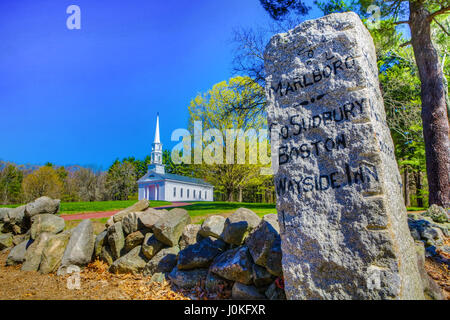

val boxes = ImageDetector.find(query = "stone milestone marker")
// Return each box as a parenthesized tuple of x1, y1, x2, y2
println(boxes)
(264, 12, 424, 299)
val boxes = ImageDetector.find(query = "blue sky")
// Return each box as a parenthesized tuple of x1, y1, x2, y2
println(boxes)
(0, 0, 322, 170)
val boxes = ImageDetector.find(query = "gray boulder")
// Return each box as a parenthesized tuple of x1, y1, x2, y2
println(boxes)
(122, 212, 151, 235)
(252, 264, 274, 287)
(178, 237, 226, 270)
(12, 233, 30, 246)
(109, 246, 148, 275)
(143, 246, 179, 276)
(107, 221, 125, 260)
(30, 214, 65, 240)
(124, 230, 145, 252)
(168, 267, 208, 289)
(4, 205, 26, 234)
(199, 215, 226, 238)
(141, 233, 165, 260)
(265, 237, 283, 277)
(265, 281, 286, 300)
(209, 246, 254, 285)
(414, 242, 444, 300)
(0, 208, 10, 222)
(93, 230, 107, 259)
(179, 224, 202, 250)
(40, 230, 72, 274)
(246, 215, 280, 268)
(6, 239, 31, 266)
(152, 208, 191, 246)
(232, 282, 265, 300)
(60, 219, 95, 268)
(22, 232, 51, 271)
(222, 208, 261, 245)
(205, 271, 233, 294)
(424, 205, 448, 224)
(113, 199, 150, 223)
(149, 272, 169, 283)
(0, 232, 13, 250)
(25, 196, 60, 218)
(100, 245, 114, 266)
(139, 208, 166, 229)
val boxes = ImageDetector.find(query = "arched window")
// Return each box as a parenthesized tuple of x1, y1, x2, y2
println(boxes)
(187, 189, 190, 198)
(173, 187, 176, 197)
(204, 191, 207, 199)
(181, 188, 183, 198)
(193, 190, 196, 198)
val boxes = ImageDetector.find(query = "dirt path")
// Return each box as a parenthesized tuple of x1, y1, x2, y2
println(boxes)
(60, 202, 192, 221)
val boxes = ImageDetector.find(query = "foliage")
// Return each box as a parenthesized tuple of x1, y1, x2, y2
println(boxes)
(105, 160, 136, 201)
(22, 166, 64, 202)
(188, 76, 272, 201)
(0, 163, 23, 204)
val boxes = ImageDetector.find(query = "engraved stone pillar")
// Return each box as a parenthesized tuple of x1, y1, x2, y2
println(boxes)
(264, 12, 424, 299)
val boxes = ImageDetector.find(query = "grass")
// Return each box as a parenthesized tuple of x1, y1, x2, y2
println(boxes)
(0, 200, 171, 215)
(183, 201, 277, 218)
(406, 207, 426, 212)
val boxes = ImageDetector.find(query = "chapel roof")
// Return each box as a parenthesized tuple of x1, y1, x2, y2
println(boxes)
(137, 170, 213, 187)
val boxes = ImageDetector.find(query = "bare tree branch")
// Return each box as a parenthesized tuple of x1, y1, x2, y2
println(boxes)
(432, 17, 450, 36)
(428, 6, 450, 21)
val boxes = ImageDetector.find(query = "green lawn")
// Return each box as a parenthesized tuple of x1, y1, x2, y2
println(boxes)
(0, 200, 171, 215)
(183, 201, 277, 218)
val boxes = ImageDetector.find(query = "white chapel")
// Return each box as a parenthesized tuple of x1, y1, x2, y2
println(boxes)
(138, 114, 214, 202)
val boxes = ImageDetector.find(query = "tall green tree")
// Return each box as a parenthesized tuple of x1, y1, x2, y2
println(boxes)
(312, 0, 450, 206)
(188, 76, 269, 202)
(0, 163, 23, 204)
(106, 159, 136, 200)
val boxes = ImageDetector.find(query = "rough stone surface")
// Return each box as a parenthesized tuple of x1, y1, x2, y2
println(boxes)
(209, 246, 254, 285)
(93, 231, 107, 259)
(265, 237, 283, 277)
(124, 230, 145, 252)
(246, 216, 280, 268)
(199, 215, 226, 238)
(264, 12, 424, 299)
(107, 221, 125, 260)
(205, 271, 233, 294)
(109, 246, 148, 275)
(4, 206, 26, 233)
(143, 246, 179, 276)
(121, 212, 140, 235)
(232, 282, 265, 300)
(30, 214, 65, 240)
(139, 208, 166, 229)
(113, 200, 149, 223)
(265, 281, 287, 300)
(252, 264, 274, 287)
(149, 272, 168, 283)
(6, 239, 31, 266)
(177, 237, 226, 270)
(179, 224, 202, 250)
(60, 219, 94, 268)
(152, 208, 191, 246)
(25, 196, 60, 218)
(168, 267, 208, 289)
(141, 233, 165, 260)
(0, 208, 9, 222)
(22, 233, 51, 271)
(100, 245, 114, 266)
(414, 242, 444, 300)
(222, 208, 261, 245)
(424, 205, 449, 224)
(0, 232, 13, 250)
(40, 231, 71, 274)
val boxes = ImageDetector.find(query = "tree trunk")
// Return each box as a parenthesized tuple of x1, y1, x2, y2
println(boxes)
(238, 187, 243, 202)
(403, 166, 411, 207)
(409, 1, 450, 207)
(415, 170, 424, 208)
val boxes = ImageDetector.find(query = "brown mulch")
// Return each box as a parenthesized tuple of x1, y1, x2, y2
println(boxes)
(0, 251, 192, 300)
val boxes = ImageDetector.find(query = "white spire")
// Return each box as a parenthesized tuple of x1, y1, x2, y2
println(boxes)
(154, 112, 160, 144)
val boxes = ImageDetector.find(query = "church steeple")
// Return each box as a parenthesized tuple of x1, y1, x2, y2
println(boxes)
(151, 113, 163, 166)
